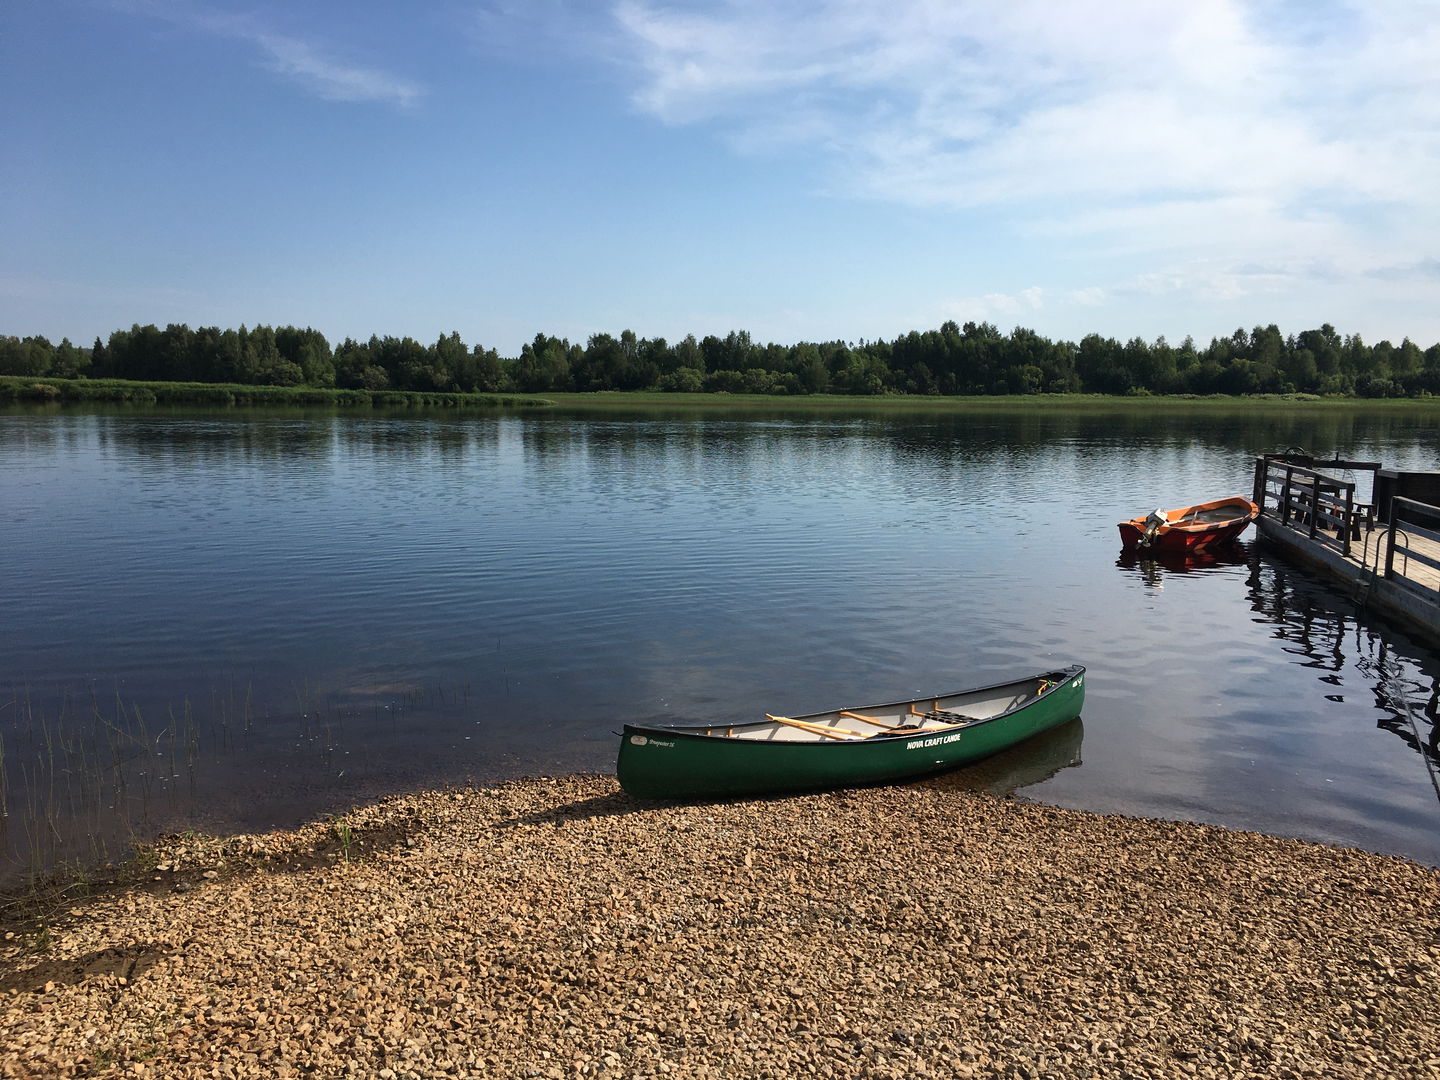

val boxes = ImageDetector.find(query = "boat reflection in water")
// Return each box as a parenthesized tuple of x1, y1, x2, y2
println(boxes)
(919, 717, 1083, 797)
(1115, 541, 1253, 590)
(1247, 558, 1440, 781)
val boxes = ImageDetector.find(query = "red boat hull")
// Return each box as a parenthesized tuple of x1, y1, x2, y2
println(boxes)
(1118, 496, 1258, 551)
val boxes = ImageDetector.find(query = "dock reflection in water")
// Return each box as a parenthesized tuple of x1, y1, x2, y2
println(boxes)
(1248, 556, 1440, 791)
(1076, 536, 1440, 863)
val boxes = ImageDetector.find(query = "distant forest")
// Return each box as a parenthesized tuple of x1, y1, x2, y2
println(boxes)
(3, 320, 1440, 398)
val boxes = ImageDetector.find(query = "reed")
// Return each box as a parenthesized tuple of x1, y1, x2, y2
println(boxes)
(539, 390, 1440, 412)
(333, 821, 355, 863)
(0, 720, 8, 821)
(0, 374, 553, 409)
(0, 675, 477, 897)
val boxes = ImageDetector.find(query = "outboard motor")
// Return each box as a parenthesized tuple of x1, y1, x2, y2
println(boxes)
(1139, 509, 1167, 549)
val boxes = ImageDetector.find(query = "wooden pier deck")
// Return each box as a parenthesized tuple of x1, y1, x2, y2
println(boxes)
(1351, 523, 1440, 594)
(1253, 454, 1440, 642)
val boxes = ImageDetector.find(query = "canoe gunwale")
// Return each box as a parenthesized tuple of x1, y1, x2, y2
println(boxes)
(616, 665, 1087, 799)
(620, 664, 1085, 747)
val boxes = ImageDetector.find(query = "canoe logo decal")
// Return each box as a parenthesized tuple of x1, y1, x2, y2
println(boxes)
(1072, 675, 1083, 688)
(630, 735, 648, 745)
(906, 732, 964, 750)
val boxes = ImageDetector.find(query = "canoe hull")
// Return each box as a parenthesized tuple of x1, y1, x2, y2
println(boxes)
(1118, 496, 1257, 551)
(617, 666, 1085, 800)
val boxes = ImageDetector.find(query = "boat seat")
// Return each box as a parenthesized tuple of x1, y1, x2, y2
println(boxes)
(921, 710, 980, 726)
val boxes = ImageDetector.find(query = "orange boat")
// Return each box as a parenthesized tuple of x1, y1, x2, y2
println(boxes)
(1117, 495, 1259, 551)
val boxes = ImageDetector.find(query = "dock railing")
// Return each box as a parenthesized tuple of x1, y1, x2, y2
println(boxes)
(1253, 456, 1371, 557)
(1385, 497, 1440, 607)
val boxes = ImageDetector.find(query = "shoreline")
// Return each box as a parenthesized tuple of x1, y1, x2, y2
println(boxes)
(8, 375, 1440, 411)
(3, 774, 1438, 1079)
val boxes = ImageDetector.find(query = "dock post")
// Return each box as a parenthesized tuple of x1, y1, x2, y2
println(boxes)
(1342, 487, 1354, 557)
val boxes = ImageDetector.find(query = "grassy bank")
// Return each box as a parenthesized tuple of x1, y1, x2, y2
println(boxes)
(537, 390, 1440, 412)
(0, 375, 552, 409)
(6, 376, 1439, 412)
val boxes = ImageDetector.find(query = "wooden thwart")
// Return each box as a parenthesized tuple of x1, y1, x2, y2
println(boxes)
(764, 714, 864, 740)
(839, 710, 897, 729)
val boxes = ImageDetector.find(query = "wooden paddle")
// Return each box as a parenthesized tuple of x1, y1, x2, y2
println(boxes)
(764, 714, 865, 740)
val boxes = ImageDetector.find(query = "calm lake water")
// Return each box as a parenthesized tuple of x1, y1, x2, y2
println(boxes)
(3, 403, 1439, 883)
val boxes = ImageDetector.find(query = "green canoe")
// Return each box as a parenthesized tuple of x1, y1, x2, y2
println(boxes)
(617, 664, 1086, 799)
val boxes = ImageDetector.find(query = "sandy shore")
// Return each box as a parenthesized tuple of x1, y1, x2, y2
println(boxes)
(2, 774, 1438, 1079)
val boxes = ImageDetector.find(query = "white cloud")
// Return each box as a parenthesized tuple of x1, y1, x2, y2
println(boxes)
(943, 286, 1047, 325)
(119, 2, 423, 108)
(612, 0, 1440, 308)
(244, 30, 423, 108)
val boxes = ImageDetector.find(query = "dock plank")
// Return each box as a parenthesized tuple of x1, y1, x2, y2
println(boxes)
(1348, 524, 1440, 595)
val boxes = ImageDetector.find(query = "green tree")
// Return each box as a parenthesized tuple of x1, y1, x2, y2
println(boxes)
(52, 337, 89, 378)
(792, 343, 829, 394)
(1076, 334, 1129, 394)
(659, 366, 703, 392)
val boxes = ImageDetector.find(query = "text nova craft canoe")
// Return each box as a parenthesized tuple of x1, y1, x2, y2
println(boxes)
(617, 665, 1085, 799)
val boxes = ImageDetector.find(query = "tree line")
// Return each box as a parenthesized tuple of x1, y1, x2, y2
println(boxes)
(3, 320, 1440, 398)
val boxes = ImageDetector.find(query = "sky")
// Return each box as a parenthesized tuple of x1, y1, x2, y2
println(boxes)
(3, 0, 1439, 355)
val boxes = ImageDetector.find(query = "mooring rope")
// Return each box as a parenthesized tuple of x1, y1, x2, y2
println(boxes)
(1376, 655, 1440, 805)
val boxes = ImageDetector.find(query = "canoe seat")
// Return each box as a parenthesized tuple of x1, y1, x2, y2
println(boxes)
(922, 710, 981, 726)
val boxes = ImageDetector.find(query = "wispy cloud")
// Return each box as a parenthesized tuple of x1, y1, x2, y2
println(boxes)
(943, 287, 1047, 327)
(241, 28, 424, 108)
(119, 1, 424, 108)
(612, 0, 1440, 305)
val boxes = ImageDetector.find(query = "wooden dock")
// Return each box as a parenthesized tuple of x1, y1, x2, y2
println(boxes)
(1253, 454, 1440, 643)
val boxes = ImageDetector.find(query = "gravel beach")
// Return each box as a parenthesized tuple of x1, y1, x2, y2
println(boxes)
(2, 774, 1438, 1079)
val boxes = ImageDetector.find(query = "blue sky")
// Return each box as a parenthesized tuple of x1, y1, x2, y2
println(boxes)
(4, 0, 1438, 355)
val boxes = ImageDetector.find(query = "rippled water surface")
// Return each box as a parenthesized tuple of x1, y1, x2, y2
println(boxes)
(3, 404, 1438, 881)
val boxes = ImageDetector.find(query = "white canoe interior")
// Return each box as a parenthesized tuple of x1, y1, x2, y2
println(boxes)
(702, 676, 1059, 743)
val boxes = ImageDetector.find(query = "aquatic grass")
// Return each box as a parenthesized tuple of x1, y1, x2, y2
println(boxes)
(0, 677, 477, 892)
(539, 390, 1440, 412)
(0, 374, 553, 409)
(8, 375, 1440, 412)
(333, 821, 355, 863)
(0, 685, 212, 889)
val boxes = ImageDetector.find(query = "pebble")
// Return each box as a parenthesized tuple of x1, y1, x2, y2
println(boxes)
(1, 774, 1437, 1079)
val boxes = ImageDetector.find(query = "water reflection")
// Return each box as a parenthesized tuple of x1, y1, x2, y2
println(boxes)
(921, 717, 1084, 796)
(4, 404, 1440, 884)
(1112, 539, 1440, 789)
(1247, 557, 1440, 781)
(1115, 543, 1253, 589)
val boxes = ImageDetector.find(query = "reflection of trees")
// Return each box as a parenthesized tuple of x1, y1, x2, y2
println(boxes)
(1246, 557, 1440, 778)
(21, 403, 1440, 482)
(76, 411, 506, 470)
